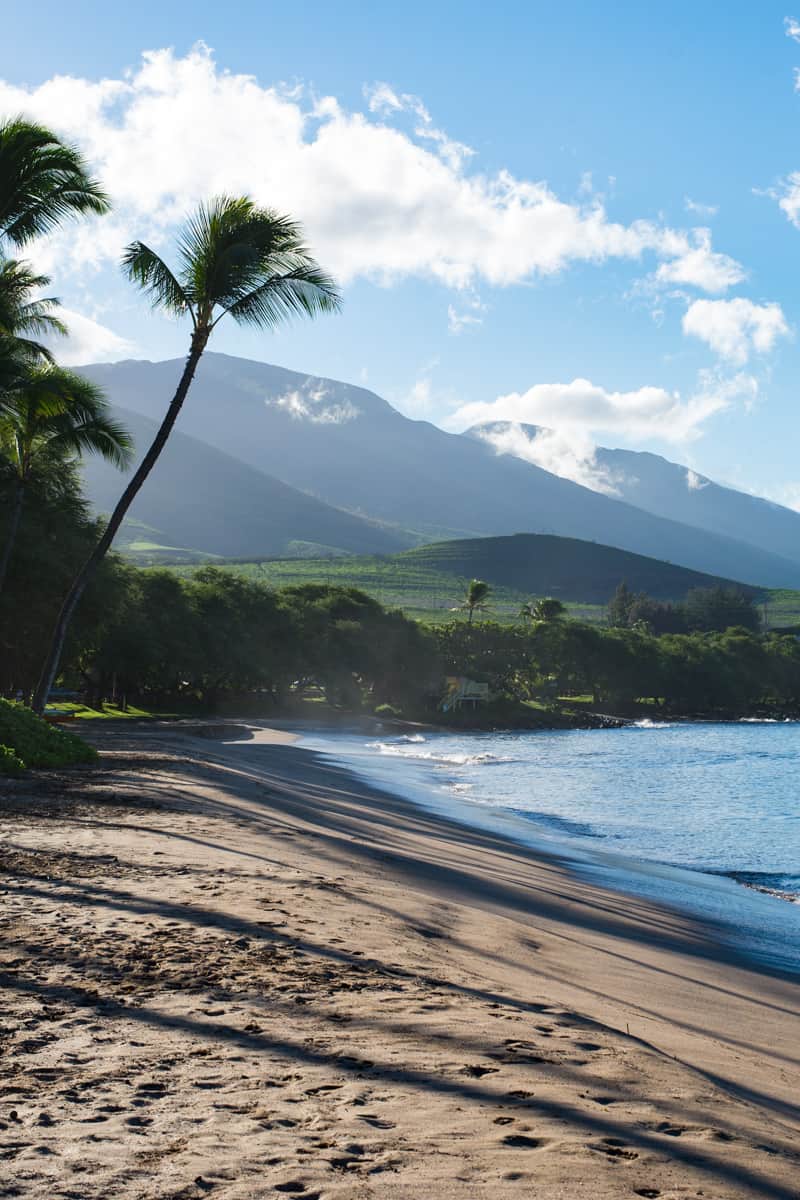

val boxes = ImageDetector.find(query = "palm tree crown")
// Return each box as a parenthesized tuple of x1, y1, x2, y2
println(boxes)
(122, 196, 340, 344)
(0, 117, 109, 248)
(460, 579, 492, 625)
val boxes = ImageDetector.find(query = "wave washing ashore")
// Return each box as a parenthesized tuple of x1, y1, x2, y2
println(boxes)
(301, 720, 800, 976)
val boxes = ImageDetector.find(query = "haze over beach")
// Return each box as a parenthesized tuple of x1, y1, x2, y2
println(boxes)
(2, 3, 800, 1198)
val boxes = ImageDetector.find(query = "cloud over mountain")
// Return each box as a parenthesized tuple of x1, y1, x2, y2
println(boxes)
(449, 375, 737, 444)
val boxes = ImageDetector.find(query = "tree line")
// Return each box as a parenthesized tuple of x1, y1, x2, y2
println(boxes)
(4, 488, 800, 719)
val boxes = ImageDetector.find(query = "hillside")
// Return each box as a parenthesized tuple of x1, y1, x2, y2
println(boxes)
(170, 532, 773, 627)
(398, 533, 759, 604)
(80, 406, 415, 560)
(470, 421, 800, 567)
(78, 354, 800, 588)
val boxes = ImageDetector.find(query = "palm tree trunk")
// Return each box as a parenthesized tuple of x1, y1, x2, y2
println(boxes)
(32, 333, 208, 713)
(0, 478, 25, 595)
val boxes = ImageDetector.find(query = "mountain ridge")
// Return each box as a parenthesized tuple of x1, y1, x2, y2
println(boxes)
(77, 353, 800, 588)
(469, 420, 800, 568)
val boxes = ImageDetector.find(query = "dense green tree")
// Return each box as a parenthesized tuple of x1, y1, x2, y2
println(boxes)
(34, 197, 340, 711)
(684, 586, 760, 634)
(608, 580, 634, 627)
(0, 367, 131, 591)
(0, 457, 116, 697)
(531, 597, 566, 622)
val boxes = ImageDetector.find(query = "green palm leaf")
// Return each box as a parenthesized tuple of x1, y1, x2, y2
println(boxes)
(0, 117, 109, 247)
(120, 242, 191, 318)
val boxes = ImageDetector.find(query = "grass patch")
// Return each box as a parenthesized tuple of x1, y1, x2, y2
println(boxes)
(0, 699, 97, 774)
(47, 702, 182, 721)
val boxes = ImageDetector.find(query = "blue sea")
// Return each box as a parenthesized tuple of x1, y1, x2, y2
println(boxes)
(300, 720, 800, 975)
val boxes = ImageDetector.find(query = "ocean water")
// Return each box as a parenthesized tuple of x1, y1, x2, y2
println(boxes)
(300, 720, 800, 974)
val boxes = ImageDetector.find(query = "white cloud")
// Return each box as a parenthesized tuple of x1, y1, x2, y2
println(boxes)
(765, 481, 800, 511)
(447, 293, 486, 334)
(401, 377, 433, 416)
(474, 423, 625, 495)
(685, 467, 710, 491)
(786, 15, 800, 42)
(50, 308, 136, 364)
(271, 381, 359, 424)
(0, 45, 744, 296)
(682, 297, 789, 364)
(450, 369, 757, 447)
(684, 197, 718, 217)
(776, 170, 800, 226)
(653, 229, 744, 292)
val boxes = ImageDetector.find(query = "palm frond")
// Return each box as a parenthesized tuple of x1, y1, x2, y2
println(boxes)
(0, 259, 63, 368)
(53, 412, 134, 470)
(2, 335, 57, 365)
(223, 263, 341, 328)
(124, 195, 340, 339)
(14, 299, 67, 339)
(0, 117, 109, 247)
(121, 241, 193, 319)
(0, 365, 133, 474)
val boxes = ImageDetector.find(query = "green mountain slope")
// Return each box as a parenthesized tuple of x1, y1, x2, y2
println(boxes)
(398, 533, 759, 604)
(81, 406, 416, 559)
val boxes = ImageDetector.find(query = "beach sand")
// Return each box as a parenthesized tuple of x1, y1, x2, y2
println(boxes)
(1, 721, 799, 1199)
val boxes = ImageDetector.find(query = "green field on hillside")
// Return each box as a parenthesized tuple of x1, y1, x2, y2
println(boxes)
(163, 552, 800, 629)
(165, 554, 611, 625)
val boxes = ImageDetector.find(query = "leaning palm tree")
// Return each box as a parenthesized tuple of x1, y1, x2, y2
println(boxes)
(33, 196, 340, 711)
(0, 117, 109, 249)
(0, 367, 132, 592)
(459, 579, 492, 626)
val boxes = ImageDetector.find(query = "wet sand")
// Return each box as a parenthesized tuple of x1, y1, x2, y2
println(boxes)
(1, 720, 799, 1198)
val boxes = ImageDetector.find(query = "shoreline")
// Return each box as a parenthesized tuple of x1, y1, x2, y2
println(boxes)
(296, 720, 800, 971)
(2, 721, 800, 1197)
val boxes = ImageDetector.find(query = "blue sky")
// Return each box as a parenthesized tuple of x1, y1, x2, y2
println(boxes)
(4, 1, 800, 503)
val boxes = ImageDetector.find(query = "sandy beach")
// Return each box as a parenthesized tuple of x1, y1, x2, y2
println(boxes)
(1, 721, 799, 1199)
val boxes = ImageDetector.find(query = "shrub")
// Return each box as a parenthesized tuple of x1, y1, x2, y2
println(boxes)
(0, 744, 25, 777)
(0, 700, 97, 771)
(374, 703, 402, 718)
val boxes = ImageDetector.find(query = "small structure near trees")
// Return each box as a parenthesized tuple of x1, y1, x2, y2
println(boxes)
(440, 675, 490, 712)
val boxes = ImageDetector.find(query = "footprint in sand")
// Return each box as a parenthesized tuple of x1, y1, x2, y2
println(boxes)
(502, 1134, 550, 1150)
(589, 1137, 638, 1161)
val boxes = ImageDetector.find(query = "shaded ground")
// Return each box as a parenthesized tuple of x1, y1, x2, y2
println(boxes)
(1, 724, 799, 1198)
